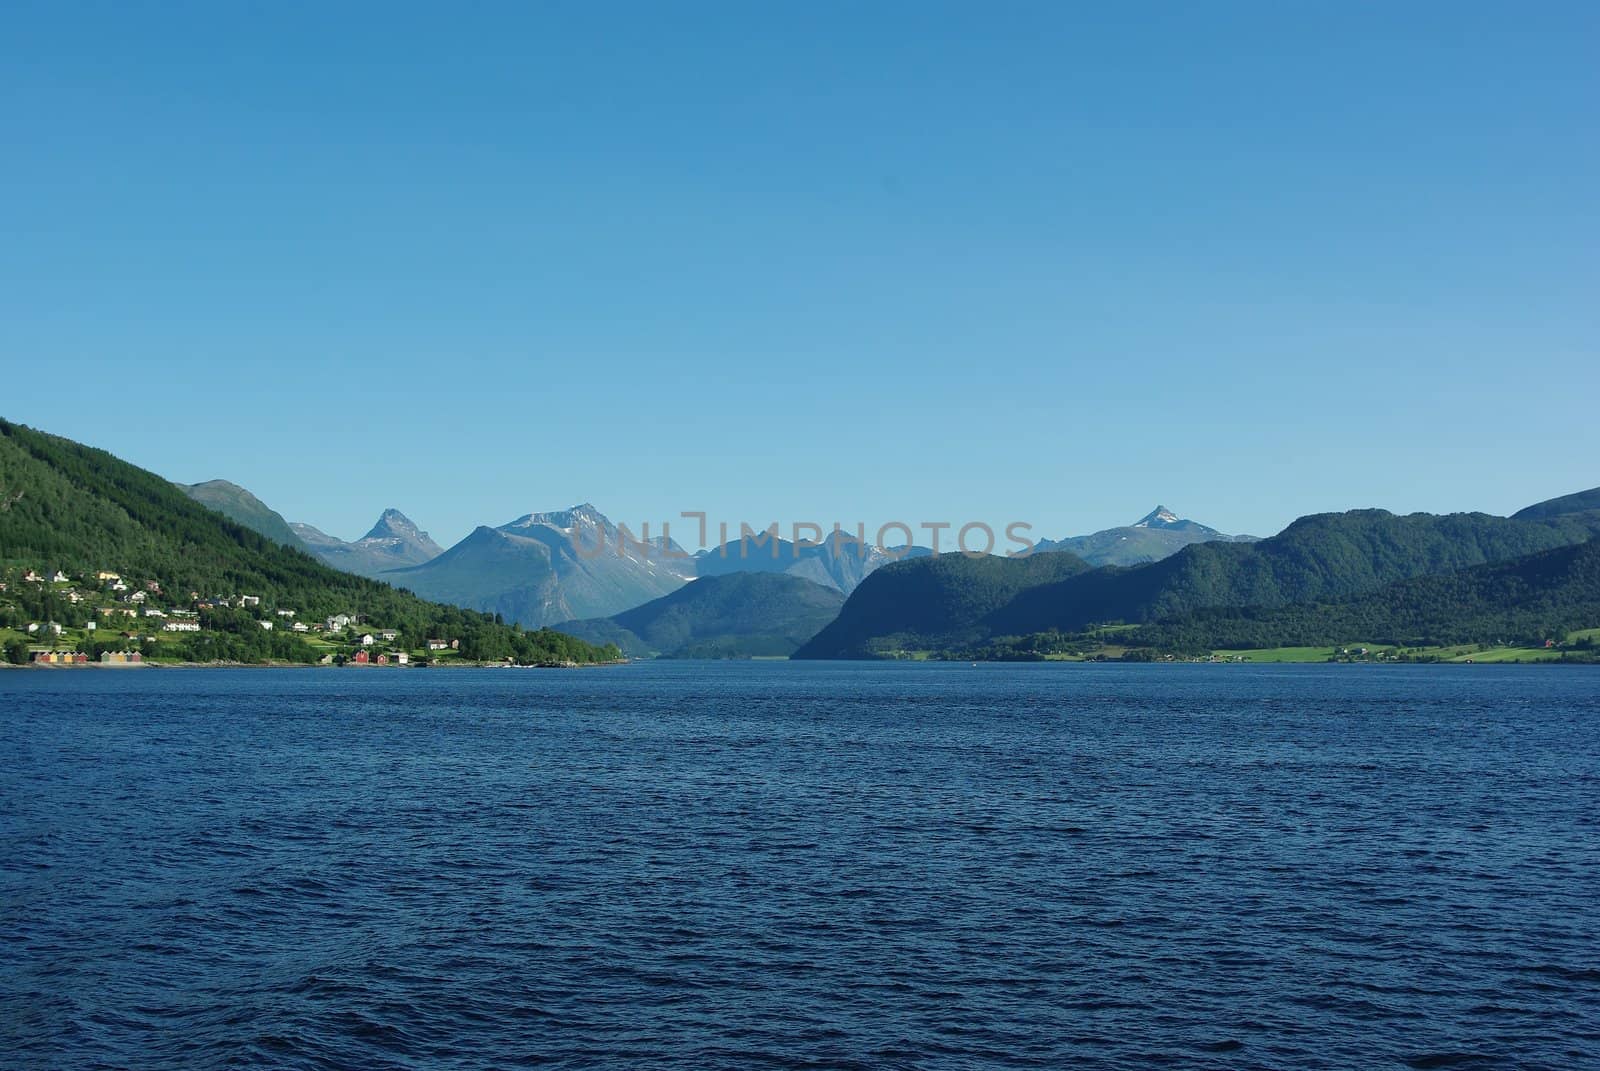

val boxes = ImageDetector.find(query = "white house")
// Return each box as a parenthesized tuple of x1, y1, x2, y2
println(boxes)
(394, 651, 409, 665)
(51, 571, 70, 583)
(276, 609, 296, 617)
(379, 629, 399, 642)
(241, 596, 261, 608)
(144, 608, 167, 618)
(163, 620, 201, 632)
(359, 634, 375, 646)
(129, 590, 148, 603)
(291, 622, 310, 633)
(259, 620, 274, 631)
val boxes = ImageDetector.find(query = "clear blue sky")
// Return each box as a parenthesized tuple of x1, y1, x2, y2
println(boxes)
(4, 2, 1596, 548)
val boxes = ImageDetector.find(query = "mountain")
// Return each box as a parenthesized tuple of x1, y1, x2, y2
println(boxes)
(177, 480, 306, 551)
(385, 504, 694, 627)
(1513, 486, 1600, 521)
(796, 505, 1600, 658)
(558, 573, 846, 658)
(291, 509, 444, 579)
(0, 419, 618, 665)
(794, 551, 1098, 658)
(694, 531, 928, 594)
(1034, 505, 1257, 567)
(1128, 538, 1600, 651)
(1133, 505, 1184, 529)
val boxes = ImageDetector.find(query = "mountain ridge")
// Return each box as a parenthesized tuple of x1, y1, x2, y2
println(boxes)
(557, 572, 846, 659)
(1513, 486, 1600, 521)
(694, 531, 928, 594)
(797, 505, 1600, 658)
(1034, 505, 1256, 567)
(386, 506, 694, 627)
(1125, 538, 1600, 652)
(177, 480, 306, 551)
(290, 508, 443, 579)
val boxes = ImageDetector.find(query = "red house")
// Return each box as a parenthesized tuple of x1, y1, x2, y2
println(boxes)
(352, 650, 370, 664)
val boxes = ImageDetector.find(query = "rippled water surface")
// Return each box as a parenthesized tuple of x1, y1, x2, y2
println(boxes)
(2, 662, 1598, 1069)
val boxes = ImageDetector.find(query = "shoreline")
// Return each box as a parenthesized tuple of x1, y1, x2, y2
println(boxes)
(0, 659, 631, 671)
(3, 657, 1590, 671)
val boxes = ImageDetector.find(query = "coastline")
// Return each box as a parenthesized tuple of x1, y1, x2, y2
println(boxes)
(0, 659, 631, 671)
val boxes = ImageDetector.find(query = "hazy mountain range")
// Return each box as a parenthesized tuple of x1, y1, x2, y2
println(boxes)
(383, 505, 694, 627)
(693, 531, 927, 593)
(291, 510, 444, 579)
(188, 487, 1257, 629)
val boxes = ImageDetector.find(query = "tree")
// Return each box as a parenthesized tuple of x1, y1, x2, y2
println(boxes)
(4, 638, 30, 665)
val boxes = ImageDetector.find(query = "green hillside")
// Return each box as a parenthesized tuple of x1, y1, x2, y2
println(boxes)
(794, 551, 1095, 658)
(177, 479, 307, 550)
(1124, 539, 1600, 652)
(558, 572, 846, 658)
(797, 506, 1600, 659)
(0, 419, 619, 665)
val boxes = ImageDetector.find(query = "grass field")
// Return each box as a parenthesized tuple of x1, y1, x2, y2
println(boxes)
(1440, 645, 1565, 663)
(1212, 645, 1394, 663)
(1209, 642, 1589, 664)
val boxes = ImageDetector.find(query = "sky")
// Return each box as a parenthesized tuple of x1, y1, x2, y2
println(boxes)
(3, 1, 1596, 548)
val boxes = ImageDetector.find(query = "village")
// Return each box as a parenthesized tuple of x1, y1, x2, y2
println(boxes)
(0, 567, 465, 667)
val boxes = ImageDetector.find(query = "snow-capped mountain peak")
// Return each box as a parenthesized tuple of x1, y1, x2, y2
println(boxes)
(1133, 506, 1183, 529)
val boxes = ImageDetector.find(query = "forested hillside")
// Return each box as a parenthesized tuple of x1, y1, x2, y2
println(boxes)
(559, 572, 845, 658)
(1124, 538, 1600, 651)
(798, 507, 1600, 658)
(794, 551, 1095, 658)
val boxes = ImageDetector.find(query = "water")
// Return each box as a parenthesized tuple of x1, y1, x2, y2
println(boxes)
(2, 662, 1597, 1070)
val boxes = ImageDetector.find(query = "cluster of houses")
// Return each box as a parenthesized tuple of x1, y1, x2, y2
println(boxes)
(30, 650, 144, 665)
(351, 650, 408, 665)
(8, 567, 461, 666)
